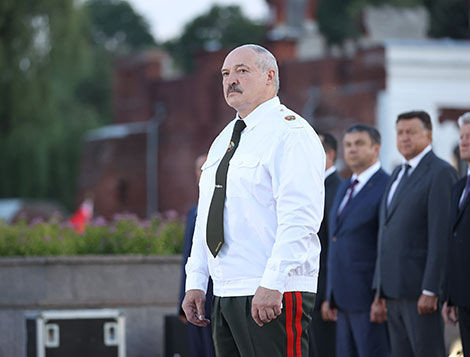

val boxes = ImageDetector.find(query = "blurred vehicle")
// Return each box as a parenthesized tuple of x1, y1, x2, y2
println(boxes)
(0, 199, 68, 223)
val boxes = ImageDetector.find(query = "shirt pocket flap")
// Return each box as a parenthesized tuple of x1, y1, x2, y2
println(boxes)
(230, 154, 260, 168)
(201, 156, 220, 171)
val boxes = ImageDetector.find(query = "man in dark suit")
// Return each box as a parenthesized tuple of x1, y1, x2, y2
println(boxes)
(308, 133, 342, 357)
(179, 153, 215, 357)
(372, 111, 458, 357)
(442, 112, 470, 356)
(324, 124, 390, 357)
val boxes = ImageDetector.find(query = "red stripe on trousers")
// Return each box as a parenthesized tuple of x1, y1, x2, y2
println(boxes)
(285, 292, 294, 357)
(294, 292, 303, 357)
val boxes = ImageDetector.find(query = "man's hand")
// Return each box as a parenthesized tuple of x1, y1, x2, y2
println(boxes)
(417, 294, 438, 315)
(182, 289, 210, 327)
(251, 286, 283, 327)
(370, 297, 387, 323)
(320, 301, 337, 321)
(441, 301, 458, 326)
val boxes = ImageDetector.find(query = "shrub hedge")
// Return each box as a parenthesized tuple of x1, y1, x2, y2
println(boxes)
(0, 213, 185, 256)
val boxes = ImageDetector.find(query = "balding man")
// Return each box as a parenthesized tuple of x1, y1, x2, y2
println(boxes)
(182, 44, 325, 356)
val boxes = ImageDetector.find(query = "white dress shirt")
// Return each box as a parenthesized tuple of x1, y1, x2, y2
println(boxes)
(325, 166, 337, 180)
(459, 168, 470, 206)
(185, 96, 325, 297)
(337, 161, 381, 214)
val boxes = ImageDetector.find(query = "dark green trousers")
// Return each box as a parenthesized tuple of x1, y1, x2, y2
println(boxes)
(212, 292, 316, 357)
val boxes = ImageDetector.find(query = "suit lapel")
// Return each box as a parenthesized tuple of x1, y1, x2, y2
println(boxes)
(335, 170, 382, 231)
(386, 152, 434, 220)
(383, 166, 400, 221)
(332, 180, 350, 235)
(454, 179, 469, 228)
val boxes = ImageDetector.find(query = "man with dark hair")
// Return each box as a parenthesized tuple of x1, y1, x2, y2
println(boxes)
(182, 44, 325, 356)
(442, 112, 470, 356)
(324, 124, 390, 356)
(309, 133, 342, 357)
(372, 110, 458, 357)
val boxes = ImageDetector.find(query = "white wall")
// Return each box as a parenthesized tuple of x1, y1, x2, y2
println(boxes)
(377, 39, 470, 172)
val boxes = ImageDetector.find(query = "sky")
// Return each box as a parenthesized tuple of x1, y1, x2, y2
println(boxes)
(126, 0, 270, 42)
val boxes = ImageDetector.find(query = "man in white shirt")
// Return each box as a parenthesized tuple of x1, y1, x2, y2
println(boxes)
(372, 111, 458, 357)
(182, 44, 325, 356)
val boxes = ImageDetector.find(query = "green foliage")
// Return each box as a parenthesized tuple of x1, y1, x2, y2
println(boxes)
(0, 0, 100, 209)
(317, 0, 469, 47)
(425, 0, 470, 39)
(0, 0, 157, 211)
(0, 214, 185, 256)
(318, 0, 361, 46)
(164, 5, 265, 72)
(85, 0, 156, 53)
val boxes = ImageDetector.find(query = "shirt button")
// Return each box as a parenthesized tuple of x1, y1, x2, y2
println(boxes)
(332, 236, 337, 242)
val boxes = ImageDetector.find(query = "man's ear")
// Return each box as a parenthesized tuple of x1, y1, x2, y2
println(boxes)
(266, 69, 276, 86)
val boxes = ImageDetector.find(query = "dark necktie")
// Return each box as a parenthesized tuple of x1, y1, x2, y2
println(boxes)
(388, 163, 411, 208)
(338, 179, 359, 217)
(206, 120, 246, 257)
(459, 175, 470, 211)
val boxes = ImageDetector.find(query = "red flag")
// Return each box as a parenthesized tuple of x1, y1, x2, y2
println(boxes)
(69, 198, 93, 233)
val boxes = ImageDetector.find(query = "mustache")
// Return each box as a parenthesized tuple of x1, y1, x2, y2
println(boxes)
(226, 84, 243, 97)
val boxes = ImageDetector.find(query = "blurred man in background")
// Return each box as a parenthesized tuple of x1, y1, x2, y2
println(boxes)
(309, 133, 341, 357)
(373, 111, 458, 357)
(179, 153, 215, 357)
(325, 124, 390, 357)
(442, 112, 470, 357)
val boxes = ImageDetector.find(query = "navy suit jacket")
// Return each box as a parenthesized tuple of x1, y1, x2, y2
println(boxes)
(315, 171, 342, 310)
(179, 205, 213, 317)
(444, 176, 470, 307)
(326, 168, 389, 312)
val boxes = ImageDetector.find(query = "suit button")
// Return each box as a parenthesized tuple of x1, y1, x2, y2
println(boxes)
(332, 236, 337, 242)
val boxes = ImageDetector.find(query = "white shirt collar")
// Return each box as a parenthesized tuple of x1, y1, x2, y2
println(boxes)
(325, 166, 337, 179)
(402, 145, 432, 169)
(351, 161, 381, 185)
(236, 96, 280, 132)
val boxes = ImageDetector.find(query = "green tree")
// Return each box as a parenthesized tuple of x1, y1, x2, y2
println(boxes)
(424, 0, 470, 39)
(0, 0, 99, 208)
(85, 0, 156, 54)
(165, 5, 266, 72)
(317, 0, 468, 48)
(0, 0, 157, 210)
(80, 0, 158, 124)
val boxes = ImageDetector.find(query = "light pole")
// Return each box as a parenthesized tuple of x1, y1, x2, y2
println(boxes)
(146, 102, 166, 219)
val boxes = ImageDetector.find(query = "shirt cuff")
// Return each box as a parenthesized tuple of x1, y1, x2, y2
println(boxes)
(185, 272, 209, 294)
(422, 290, 436, 296)
(260, 267, 285, 294)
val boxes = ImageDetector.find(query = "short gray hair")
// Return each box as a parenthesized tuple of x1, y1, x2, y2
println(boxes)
(240, 44, 280, 94)
(458, 112, 470, 128)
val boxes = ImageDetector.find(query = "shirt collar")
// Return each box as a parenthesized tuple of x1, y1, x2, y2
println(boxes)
(325, 166, 337, 179)
(402, 145, 432, 169)
(236, 96, 280, 131)
(351, 161, 381, 184)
